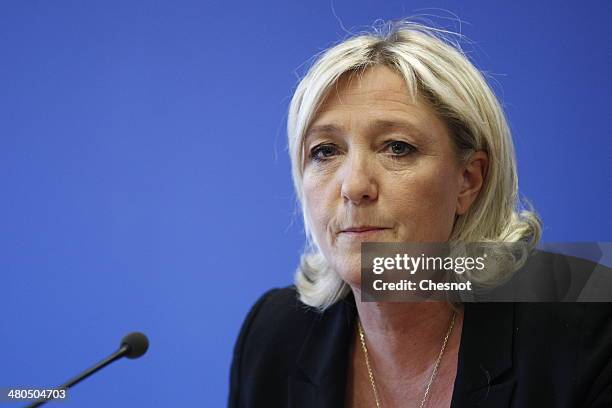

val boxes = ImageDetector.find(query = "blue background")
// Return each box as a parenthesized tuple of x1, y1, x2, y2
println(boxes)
(1, 1, 611, 406)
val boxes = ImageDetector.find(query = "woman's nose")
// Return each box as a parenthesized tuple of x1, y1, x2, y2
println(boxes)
(340, 153, 378, 205)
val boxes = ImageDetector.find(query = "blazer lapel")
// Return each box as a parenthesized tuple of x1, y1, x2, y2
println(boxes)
(288, 295, 356, 407)
(450, 302, 516, 408)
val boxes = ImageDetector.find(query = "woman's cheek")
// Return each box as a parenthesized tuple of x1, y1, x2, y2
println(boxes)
(303, 190, 327, 238)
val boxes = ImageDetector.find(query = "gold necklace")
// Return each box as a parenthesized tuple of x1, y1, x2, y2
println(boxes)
(357, 311, 456, 408)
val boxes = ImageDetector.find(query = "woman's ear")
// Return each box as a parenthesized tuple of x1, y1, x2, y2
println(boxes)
(456, 150, 488, 215)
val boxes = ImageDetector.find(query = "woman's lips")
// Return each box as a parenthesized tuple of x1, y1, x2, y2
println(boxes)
(338, 228, 389, 238)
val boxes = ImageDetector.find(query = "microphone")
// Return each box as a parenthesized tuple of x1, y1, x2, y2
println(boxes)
(25, 332, 149, 407)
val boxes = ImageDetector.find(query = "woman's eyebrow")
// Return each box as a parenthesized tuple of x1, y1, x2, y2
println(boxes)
(304, 124, 342, 145)
(304, 119, 428, 145)
(367, 119, 429, 140)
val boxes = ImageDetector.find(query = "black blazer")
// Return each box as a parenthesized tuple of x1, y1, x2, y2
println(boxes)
(229, 269, 612, 407)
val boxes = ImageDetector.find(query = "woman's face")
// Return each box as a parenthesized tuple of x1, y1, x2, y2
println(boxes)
(302, 65, 480, 287)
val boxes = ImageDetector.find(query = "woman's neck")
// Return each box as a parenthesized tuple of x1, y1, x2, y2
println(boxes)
(350, 287, 464, 377)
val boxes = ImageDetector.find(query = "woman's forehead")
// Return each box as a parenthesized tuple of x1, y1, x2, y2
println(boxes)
(319, 66, 415, 108)
(306, 95, 443, 146)
(334, 65, 407, 92)
(309, 66, 438, 128)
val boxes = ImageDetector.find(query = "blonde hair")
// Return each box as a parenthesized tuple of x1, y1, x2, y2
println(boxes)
(286, 19, 541, 310)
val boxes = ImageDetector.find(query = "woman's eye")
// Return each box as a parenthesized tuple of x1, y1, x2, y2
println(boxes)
(310, 144, 338, 161)
(309, 141, 416, 163)
(386, 141, 416, 157)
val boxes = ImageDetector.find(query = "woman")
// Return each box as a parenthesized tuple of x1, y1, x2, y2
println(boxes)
(229, 20, 612, 407)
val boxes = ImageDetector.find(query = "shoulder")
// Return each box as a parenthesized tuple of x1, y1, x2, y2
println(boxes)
(237, 285, 321, 341)
(510, 302, 612, 362)
(228, 285, 323, 406)
(512, 302, 612, 406)
(513, 302, 612, 327)
(510, 248, 612, 332)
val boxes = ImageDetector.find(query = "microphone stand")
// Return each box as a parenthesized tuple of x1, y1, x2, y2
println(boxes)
(25, 345, 129, 407)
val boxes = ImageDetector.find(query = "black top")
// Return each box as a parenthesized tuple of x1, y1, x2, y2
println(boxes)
(229, 279, 612, 407)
